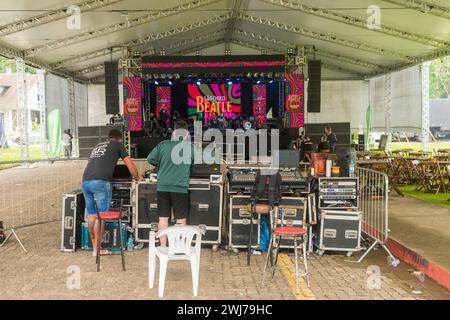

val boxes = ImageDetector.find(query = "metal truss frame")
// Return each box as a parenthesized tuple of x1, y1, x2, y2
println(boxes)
(0, 0, 125, 36)
(384, 73, 392, 133)
(16, 58, 29, 161)
(68, 77, 77, 157)
(225, 0, 249, 41)
(234, 28, 382, 71)
(75, 29, 225, 76)
(237, 13, 415, 62)
(381, 0, 450, 20)
(262, 0, 449, 49)
(50, 13, 231, 70)
(37, 69, 48, 158)
(230, 37, 365, 78)
(24, 0, 220, 56)
(421, 62, 431, 151)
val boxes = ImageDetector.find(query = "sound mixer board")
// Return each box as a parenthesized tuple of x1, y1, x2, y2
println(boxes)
(228, 167, 309, 194)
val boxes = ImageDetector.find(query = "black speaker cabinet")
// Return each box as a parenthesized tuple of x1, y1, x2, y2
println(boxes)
(78, 125, 123, 158)
(104, 61, 119, 115)
(308, 60, 321, 113)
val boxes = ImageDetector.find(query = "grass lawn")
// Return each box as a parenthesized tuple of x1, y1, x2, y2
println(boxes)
(399, 186, 450, 209)
(389, 141, 450, 152)
(0, 146, 46, 169)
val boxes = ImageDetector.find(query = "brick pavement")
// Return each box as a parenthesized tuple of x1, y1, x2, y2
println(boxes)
(0, 222, 449, 300)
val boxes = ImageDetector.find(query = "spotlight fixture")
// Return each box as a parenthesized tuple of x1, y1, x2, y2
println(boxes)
(269, 80, 274, 84)
(168, 80, 173, 85)
(228, 80, 232, 85)
(287, 48, 294, 55)
(261, 49, 268, 55)
(154, 80, 159, 85)
(159, 49, 166, 56)
(225, 49, 231, 56)
(196, 79, 201, 85)
(257, 80, 261, 84)
(196, 49, 201, 56)
(133, 51, 140, 58)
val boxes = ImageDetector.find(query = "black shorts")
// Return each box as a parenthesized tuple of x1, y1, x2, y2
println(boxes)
(157, 191, 189, 220)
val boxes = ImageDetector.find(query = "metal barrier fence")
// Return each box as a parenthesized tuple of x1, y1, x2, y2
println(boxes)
(0, 160, 88, 230)
(356, 167, 398, 264)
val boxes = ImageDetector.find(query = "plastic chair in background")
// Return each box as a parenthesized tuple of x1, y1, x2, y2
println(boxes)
(148, 225, 204, 298)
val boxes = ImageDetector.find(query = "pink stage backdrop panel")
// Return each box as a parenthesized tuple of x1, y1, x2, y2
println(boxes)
(124, 115, 142, 131)
(123, 77, 142, 116)
(252, 84, 267, 127)
(284, 72, 304, 128)
(156, 86, 172, 118)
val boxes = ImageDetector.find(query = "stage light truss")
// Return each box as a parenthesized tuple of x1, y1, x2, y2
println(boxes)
(16, 58, 29, 161)
(50, 13, 232, 70)
(75, 30, 225, 76)
(382, 0, 450, 20)
(230, 38, 364, 77)
(24, 0, 220, 56)
(233, 29, 381, 71)
(262, 0, 449, 49)
(87, 37, 225, 83)
(237, 13, 416, 62)
(0, 0, 125, 37)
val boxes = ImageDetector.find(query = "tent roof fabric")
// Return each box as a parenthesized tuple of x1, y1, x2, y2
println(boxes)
(0, 0, 449, 83)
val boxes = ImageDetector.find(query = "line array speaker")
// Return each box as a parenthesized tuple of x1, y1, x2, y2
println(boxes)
(307, 60, 321, 113)
(104, 61, 119, 115)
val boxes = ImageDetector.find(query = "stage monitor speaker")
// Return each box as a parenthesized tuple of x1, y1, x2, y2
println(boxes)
(104, 61, 119, 115)
(308, 60, 321, 113)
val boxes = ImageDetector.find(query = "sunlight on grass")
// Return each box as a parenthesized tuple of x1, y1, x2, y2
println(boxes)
(399, 186, 450, 209)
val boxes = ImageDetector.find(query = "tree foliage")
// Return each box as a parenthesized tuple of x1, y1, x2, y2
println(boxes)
(0, 56, 36, 74)
(430, 56, 450, 99)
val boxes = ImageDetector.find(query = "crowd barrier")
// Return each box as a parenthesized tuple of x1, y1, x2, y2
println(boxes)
(356, 167, 398, 264)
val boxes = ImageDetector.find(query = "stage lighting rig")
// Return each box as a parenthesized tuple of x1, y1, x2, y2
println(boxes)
(196, 50, 201, 56)
(225, 49, 231, 56)
(159, 49, 166, 56)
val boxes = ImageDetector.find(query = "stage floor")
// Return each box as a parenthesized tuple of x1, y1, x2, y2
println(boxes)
(1, 221, 448, 300)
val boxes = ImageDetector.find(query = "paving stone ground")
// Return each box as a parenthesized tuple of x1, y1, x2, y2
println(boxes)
(1, 222, 449, 300)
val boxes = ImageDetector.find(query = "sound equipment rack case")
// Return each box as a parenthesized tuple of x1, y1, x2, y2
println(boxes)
(133, 174, 224, 248)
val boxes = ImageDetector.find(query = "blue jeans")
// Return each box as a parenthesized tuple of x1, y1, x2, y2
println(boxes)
(82, 180, 112, 215)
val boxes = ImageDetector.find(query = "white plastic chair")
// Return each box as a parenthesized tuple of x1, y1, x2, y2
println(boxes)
(148, 225, 203, 298)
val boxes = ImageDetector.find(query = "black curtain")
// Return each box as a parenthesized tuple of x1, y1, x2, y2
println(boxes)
(267, 81, 280, 118)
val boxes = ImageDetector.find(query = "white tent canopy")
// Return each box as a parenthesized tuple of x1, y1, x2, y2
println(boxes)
(0, 0, 449, 82)
(1, 0, 445, 135)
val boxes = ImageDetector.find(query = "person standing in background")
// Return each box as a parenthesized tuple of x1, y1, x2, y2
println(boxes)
(62, 129, 73, 158)
(324, 125, 338, 153)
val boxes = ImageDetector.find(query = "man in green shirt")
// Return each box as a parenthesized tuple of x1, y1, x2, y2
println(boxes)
(147, 120, 194, 246)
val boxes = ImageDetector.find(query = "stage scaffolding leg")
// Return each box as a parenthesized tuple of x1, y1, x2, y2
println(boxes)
(68, 77, 78, 157)
(384, 73, 392, 135)
(0, 228, 27, 252)
(16, 58, 29, 161)
(421, 62, 431, 152)
(37, 69, 48, 158)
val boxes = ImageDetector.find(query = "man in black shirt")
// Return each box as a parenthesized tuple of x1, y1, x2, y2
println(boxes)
(82, 129, 141, 256)
(324, 125, 338, 153)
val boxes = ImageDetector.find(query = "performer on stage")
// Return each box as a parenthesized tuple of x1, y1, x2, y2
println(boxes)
(147, 120, 194, 246)
(81, 129, 141, 256)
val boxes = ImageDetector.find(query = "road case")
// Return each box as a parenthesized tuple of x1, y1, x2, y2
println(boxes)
(313, 210, 362, 256)
(60, 190, 85, 252)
